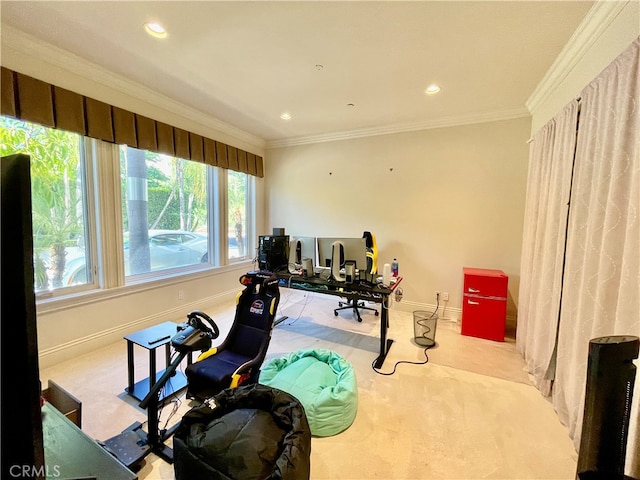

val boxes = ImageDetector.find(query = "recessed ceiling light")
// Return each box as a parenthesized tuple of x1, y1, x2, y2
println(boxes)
(425, 85, 441, 95)
(280, 113, 292, 120)
(144, 22, 167, 39)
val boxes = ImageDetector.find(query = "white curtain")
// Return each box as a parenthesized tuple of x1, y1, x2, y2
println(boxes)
(517, 101, 579, 396)
(518, 36, 640, 476)
(552, 37, 640, 474)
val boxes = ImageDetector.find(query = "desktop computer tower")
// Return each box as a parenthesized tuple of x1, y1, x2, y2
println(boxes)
(258, 235, 289, 273)
(576, 335, 639, 479)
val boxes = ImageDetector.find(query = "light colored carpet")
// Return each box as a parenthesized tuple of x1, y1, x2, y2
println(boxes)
(39, 289, 579, 479)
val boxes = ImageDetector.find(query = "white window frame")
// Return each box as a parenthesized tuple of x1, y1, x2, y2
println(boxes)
(27, 134, 98, 299)
(31, 135, 257, 307)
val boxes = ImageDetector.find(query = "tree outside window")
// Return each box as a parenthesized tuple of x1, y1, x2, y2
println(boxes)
(0, 117, 88, 292)
(228, 170, 247, 258)
(1, 116, 254, 294)
(120, 146, 209, 276)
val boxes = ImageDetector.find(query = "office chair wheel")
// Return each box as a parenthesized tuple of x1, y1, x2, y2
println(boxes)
(357, 316, 363, 323)
(334, 310, 339, 316)
(375, 311, 379, 316)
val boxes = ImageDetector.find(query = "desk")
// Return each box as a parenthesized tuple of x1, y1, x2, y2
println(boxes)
(124, 321, 191, 401)
(275, 273, 402, 368)
(42, 402, 137, 479)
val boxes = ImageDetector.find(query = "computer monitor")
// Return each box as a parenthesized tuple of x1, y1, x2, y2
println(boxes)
(316, 237, 367, 281)
(287, 236, 316, 273)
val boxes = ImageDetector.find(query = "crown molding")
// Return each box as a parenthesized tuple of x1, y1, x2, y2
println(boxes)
(525, 0, 630, 115)
(265, 107, 530, 149)
(1, 25, 266, 151)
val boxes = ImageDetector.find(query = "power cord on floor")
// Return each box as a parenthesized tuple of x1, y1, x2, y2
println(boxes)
(371, 345, 432, 375)
(154, 350, 183, 437)
(371, 295, 439, 376)
(278, 290, 314, 326)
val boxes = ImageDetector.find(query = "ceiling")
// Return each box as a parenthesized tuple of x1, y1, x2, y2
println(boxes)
(1, 1, 594, 146)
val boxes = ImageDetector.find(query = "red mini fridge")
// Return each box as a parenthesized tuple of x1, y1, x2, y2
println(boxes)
(461, 267, 508, 342)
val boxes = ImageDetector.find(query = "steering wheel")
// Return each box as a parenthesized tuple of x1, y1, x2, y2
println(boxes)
(187, 311, 220, 340)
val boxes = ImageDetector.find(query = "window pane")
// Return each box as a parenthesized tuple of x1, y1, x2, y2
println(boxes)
(228, 170, 248, 259)
(120, 146, 208, 276)
(0, 117, 91, 292)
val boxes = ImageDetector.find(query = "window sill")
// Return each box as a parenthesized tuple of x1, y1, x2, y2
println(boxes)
(36, 260, 255, 315)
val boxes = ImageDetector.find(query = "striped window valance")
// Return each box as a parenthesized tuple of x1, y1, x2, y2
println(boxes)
(0, 67, 264, 178)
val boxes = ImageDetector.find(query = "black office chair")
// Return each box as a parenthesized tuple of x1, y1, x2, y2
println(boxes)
(334, 231, 379, 322)
(185, 271, 281, 401)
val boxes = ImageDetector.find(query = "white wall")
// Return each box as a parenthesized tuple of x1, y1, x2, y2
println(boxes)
(265, 116, 531, 326)
(36, 264, 255, 368)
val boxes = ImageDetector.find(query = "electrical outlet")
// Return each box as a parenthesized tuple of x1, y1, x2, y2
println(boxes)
(178, 290, 184, 300)
(442, 292, 449, 301)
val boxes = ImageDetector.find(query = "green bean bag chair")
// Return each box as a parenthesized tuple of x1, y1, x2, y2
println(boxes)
(259, 348, 358, 437)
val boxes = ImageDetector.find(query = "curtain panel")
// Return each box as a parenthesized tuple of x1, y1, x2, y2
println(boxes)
(0, 67, 264, 178)
(516, 101, 579, 396)
(519, 37, 639, 476)
(552, 37, 640, 474)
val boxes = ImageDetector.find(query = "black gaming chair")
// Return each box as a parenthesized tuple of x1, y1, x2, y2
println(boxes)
(185, 271, 281, 401)
(334, 231, 379, 322)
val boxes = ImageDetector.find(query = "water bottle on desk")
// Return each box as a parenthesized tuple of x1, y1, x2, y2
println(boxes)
(391, 258, 399, 277)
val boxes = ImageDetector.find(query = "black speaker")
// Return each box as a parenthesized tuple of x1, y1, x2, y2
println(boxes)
(258, 235, 289, 272)
(576, 335, 639, 480)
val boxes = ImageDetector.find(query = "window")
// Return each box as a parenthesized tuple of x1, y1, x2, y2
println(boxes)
(0, 117, 93, 294)
(228, 170, 250, 260)
(120, 146, 209, 277)
(1, 115, 257, 299)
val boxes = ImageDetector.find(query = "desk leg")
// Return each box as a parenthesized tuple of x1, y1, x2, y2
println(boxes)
(165, 343, 171, 368)
(374, 294, 394, 369)
(127, 340, 134, 394)
(149, 348, 157, 388)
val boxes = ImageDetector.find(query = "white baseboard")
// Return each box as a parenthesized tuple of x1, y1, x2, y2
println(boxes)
(391, 298, 517, 327)
(390, 298, 461, 323)
(38, 289, 238, 369)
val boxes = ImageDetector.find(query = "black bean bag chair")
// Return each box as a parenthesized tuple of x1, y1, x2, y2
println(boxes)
(173, 383, 312, 480)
